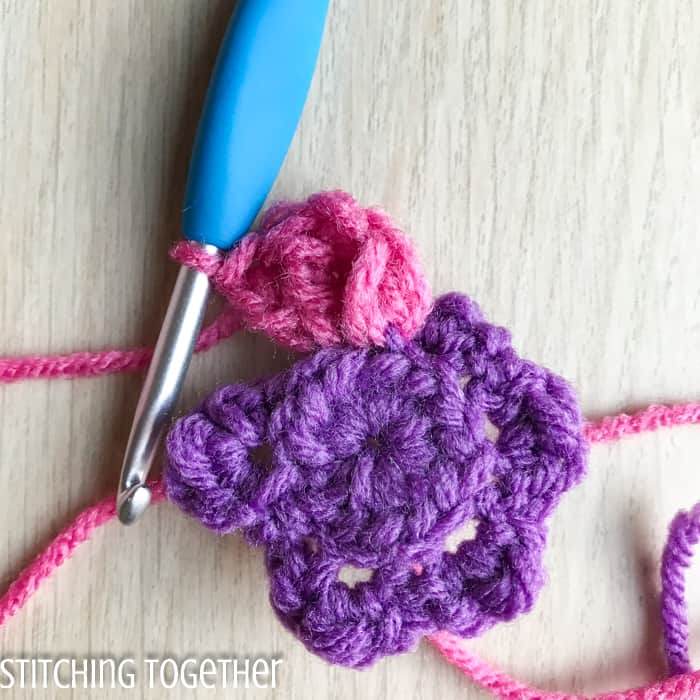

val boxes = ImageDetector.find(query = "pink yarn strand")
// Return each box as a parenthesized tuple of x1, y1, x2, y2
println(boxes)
(429, 632, 579, 700)
(0, 481, 165, 627)
(428, 632, 700, 700)
(0, 311, 241, 383)
(584, 404, 700, 444)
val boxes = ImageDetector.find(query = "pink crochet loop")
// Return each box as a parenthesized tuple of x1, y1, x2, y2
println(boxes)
(172, 190, 432, 351)
(0, 402, 698, 700)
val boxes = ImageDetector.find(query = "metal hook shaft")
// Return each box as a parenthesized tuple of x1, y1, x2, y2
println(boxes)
(116, 244, 219, 524)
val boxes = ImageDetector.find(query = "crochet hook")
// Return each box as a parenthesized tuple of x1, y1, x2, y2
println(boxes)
(116, 0, 329, 524)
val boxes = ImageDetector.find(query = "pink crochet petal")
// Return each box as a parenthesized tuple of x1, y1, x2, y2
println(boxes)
(343, 207, 431, 345)
(171, 191, 432, 352)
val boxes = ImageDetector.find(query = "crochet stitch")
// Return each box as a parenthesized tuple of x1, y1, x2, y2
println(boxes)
(165, 293, 587, 667)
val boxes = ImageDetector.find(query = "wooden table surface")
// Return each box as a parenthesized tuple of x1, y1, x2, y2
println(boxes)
(1, 1, 700, 697)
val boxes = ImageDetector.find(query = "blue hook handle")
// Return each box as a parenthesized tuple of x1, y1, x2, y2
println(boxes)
(183, 0, 329, 249)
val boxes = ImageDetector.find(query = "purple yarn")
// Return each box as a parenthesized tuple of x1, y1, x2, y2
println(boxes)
(165, 293, 587, 668)
(661, 502, 700, 676)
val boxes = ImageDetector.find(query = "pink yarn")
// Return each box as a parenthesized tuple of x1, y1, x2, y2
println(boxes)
(584, 404, 700, 443)
(0, 312, 241, 383)
(0, 481, 166, 627)
(173, 190, 432, 351)
(429, 631, 700, 700)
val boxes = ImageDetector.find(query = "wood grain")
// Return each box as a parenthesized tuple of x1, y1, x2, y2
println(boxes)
(1, 1, 700, 697)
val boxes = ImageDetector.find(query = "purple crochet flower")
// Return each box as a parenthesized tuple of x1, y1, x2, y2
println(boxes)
(165, 293, 587, 668)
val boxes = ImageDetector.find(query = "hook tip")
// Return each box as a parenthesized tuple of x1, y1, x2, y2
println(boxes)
(117, 483, 152, 525)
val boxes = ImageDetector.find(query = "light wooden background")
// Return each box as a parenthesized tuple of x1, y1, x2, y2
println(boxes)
(1, 1, 700, 698)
